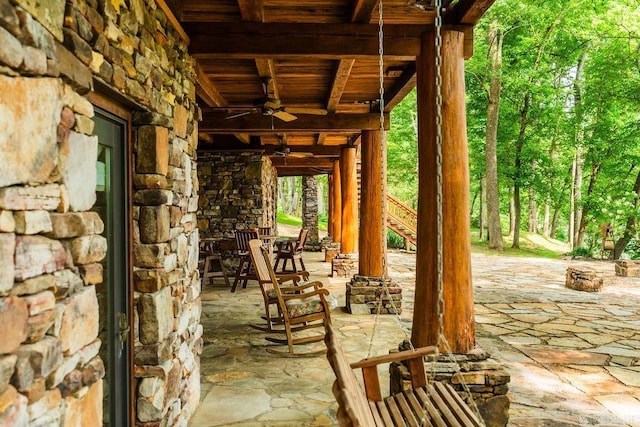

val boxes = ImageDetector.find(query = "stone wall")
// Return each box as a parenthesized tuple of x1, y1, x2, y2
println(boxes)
(197, 153, 276, 239)
(0, 0, 201, 425)
(302, 175, 319, 248)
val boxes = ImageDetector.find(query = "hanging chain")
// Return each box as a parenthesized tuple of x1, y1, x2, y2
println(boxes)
(434, 0, 445, 355)
(378, 0, 387, 279)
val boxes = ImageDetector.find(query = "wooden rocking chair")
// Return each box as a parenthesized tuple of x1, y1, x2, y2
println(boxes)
(273, 228, 309, 273)
(325, 324, 482, 426)
(231, 229, 259, 292)
(247, 239, 331, 356)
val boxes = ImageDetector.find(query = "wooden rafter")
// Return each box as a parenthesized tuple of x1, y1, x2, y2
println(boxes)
(270, 157, 334, 168)
(351, 0, 379, 23)
(444, 0, 497, 25)
(195, 63, 227, 107)
(383, 63, 416, 112)
(237, 0, 263, 22)
(317, 59, 355, 145)
(275, 167, 331, 176)
(200, 113, 389, 133)
(186, 23, 426, 60)
(255, 59, 279, 98)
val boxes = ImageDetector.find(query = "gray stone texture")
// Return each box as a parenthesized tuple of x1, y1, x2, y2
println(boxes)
(14, 235, 66, 281)
(56, 286, 99, 354)
(58, 131, 98, 212)
(302, 175, 320, 246)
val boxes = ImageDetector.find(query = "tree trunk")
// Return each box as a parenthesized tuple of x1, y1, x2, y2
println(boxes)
(528, 189, 537, 233)
(551, 206, 560, 239)
(288, 176, 299, 214)
(513, 185, 521, 248)
(485, 19, 505, 251)
(613, 169, 640, 259)
(572, 50, 588, 247)
(542, 200, 551, 237)
(568, 155, 576, 251)
(478, 179, 485, 241)
(509, 193, 515, 236)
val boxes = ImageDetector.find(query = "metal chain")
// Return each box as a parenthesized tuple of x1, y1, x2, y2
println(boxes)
(378, 0, 387, 279)
(434, 0, 445, 355)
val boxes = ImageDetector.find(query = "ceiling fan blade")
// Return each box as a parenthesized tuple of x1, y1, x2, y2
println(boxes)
(284, 107, 328, 116)
(289, 152, 313, 158)
(264, 99, 281, 110)
(225, 110, 253, 119)
(273, 111, 297, 122)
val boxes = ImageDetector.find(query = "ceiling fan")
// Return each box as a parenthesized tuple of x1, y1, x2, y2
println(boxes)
(222, 76, 328, 122)
(273, 135, 313, 159)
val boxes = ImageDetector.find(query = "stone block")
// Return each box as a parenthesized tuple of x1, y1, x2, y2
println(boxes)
(61, 380, 102, 427)
(58, 131, 98, 212)
(52, 269, 83, 299)
(73, 115, 94, 135)
(21, 376, 45, 404)
(0, 233, 15, 294)
(134, 337, 173, 366)
(173, 105, 188, 138)
(23, 291, 55, 316)
(47, 352, 80, 388)
(0, 387, 28, 426)
(134, 189, 174, 206)
(53, 41, 92, 93)
(0, 297, 28, 354)
(0, 355, 17, 395)
(565, 268, 603, 292)
(134, 243, 170, 268)
(134, 174, 170, 190)
(57, 287, 99, 354)
(15, 336, 62, 379)
(14, 235, 66, 281)
(11, 274, 55, 297)
(21, 45, 47, 75)
(61, 234, 107, 265)
(0, 184, 61, 210)
(48, 212, 103, 239)
(140, 206, 170, 243)
(78, 263, 103, 285)
(81, 356, 104, 386)
(615, 260, 640, 277)
(478, 395, 510, 427)
(0, 76, 62, 187)
(134, 269, 169, 293)
(0, 26, 23, 68)
(14, 210, 53, 235)
(137, 376, 166, 422)
(139, 287, 173, 345)
(26, 387, 62, 422)
(0, 0, 20, 36)
(25, 309, 56, 344)
(136, 126, 169, 176)
(0, 211, 15, 232)
(12, 0, 65, 41)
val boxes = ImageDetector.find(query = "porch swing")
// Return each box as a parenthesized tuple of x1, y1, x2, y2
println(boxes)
(325, 0, 484, 425)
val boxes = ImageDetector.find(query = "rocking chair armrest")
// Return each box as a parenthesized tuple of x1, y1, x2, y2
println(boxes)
(280, 288, 329, 300)
(275, 271, 310, 283)
(350, 346, 437, 369)
(278, 281, 320, 293)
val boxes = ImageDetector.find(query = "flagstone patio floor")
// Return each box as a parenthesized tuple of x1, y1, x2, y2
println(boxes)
(190, 250, 640, 426)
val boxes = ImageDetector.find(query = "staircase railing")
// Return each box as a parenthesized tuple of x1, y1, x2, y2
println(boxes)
(386, 194, 417, 237)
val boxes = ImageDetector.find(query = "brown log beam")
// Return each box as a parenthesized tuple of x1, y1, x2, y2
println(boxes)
(317, 59, 355, 145)
(351, 0, 379, 23)
(382, 63, 416, 112)
(237, 0, 263, 22)
(340, 146, 358, 254)
(270, 157, 334, 168)
(195, 63, 227, 107)
(332, 160, 342, 245)
(261, 145, 342, 156)
(199, 112, 389, 132)
(185, 23, 428, 60)
(412, 30, 474, 353)
(359, 130, 384, 277)
(444, 0, 497, 25)
(275, 167, 331, 176)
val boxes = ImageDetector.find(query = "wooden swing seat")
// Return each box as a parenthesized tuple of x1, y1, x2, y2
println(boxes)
(325, 324, 482, 427)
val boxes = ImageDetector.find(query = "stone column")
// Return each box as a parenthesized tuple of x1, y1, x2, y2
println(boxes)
(302, 175, 319, 247)
(411, 30, 475, 353)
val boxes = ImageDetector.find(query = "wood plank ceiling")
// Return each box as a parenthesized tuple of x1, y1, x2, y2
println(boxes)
(176, 0, 495, 175)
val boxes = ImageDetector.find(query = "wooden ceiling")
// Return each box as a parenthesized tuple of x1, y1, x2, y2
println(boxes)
(173, 0, 495, 175)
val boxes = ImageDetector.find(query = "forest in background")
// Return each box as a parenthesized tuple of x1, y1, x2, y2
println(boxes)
(279, 0, 640, 259)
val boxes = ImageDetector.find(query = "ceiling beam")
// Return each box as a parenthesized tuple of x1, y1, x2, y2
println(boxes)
(317, 58, 355, 145)
(186, 23, 428, 60)
(382, 63, 416, 112)
(194, 63, 227, 107)
(200, 112, 389, 133)
(237, 0, 263, 22)
(275, 167, 331, 176)
(444, 0, 497, 25)
(255, 59, 279, 98)
(270, 157, 334, 168)
(351, 0, 378, 23)
(261, 145, 342, 156)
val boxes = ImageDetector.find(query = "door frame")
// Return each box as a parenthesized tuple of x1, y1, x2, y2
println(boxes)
(88, 92, 135, 426)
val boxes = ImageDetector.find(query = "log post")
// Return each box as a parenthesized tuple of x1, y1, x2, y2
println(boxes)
(359, 130, 384, 277)
(328, 174, 334, 238)
(340, 147, 358, 254)
(411, 30, 475, 353)
(331, 159, 342, 244)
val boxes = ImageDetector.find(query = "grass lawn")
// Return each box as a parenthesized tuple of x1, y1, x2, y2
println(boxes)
(277, 212, 327, 231)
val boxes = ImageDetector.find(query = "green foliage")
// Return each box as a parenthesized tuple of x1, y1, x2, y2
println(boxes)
(277, 212, 302, 227)
(386, 230, 406, 249)
(569, 246, 593, 259)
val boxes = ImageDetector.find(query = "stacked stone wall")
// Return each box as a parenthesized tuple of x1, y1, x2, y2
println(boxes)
(302, 175, 320, 249)
(0, 0, 201, 425)
(197, 152, 276, 239)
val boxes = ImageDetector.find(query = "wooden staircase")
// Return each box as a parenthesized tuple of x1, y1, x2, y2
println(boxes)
(386, 193, 417, 250)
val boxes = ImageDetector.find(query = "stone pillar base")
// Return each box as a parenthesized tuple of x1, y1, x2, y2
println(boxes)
(566, 267, 603, 292)
(615, 260, 640, 277)
(345, 275, 402, 315)
(331, 253, 357, 277)
(390, 345, 510, 427)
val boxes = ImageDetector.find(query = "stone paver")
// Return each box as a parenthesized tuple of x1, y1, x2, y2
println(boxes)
(190, 251, 640, 426)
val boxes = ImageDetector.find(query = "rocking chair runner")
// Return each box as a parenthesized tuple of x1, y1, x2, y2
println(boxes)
(273, 228, 309, 273)
(247, 239, 331, 356)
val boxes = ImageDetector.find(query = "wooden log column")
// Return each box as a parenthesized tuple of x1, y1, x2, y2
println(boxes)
(331, 160, 342, 244)
(411, 30, 475, 353)
(340, 147, 358, 254)
(359, 130, 384, 277)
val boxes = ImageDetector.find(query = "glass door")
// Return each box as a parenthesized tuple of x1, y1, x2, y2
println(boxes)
(94, 109, 130, 426)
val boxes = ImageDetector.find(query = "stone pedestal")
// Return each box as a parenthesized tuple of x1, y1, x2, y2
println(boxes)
(390, 346, 510, 427)
(615, 260, 640, 277)
(331, 253, 357, 277)
(566, 267, 604, 292)
(345, 275, 402, 314)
